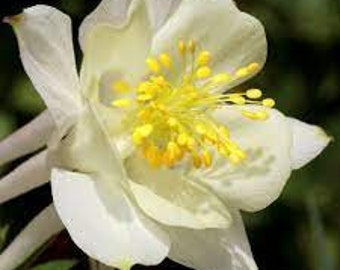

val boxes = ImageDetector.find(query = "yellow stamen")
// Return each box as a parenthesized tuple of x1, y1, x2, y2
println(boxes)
(111, 99, 132, 108)
(178, 40, 186, 56)
(159, 53, 172, 69)
(137, 94, 153, 102)
(230, 95, 246, 105)
(112, 80, 130, 93)
(132, 124, 154, 145)
(112, 41, 274, 169)
(192, 152, 202, 168)
(201, 150, 212, 167)
(197, 51, 211, 66)
(146, 57, 161, 74)
(195, 123, 207, 135)
(196, 66, 212, 79)
(177, 133, 189, 146)
(212, 73, 232, 84)
(188, 40, 196, 53)
(242, 110, 269, 120)
(235, 67, 249, 78)
(262, 98, 276, 108)
(247, 62, 260, 73)
(246, 89, 262, 99)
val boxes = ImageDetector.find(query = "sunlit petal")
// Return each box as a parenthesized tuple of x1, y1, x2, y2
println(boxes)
(190, 106, 291, 212)
(80, 0, 152, 102)
(152, 0, 267, 90)
(167, 209, 257, 270)
(288, 118, 331, 170)
(8, 5, 82, 129)
(126, 153, 232, 229)
(51, 169, 170, 268)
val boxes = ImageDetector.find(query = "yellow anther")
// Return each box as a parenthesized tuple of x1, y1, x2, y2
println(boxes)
(139, 124, 154, 137)
(178, 40, 186, 56)
(230, 95, 246, 105)
(111, 99, 132, 108)
(167, 141, 182, 161)
(192, 152, 202, 168)
(132, 125, 153, 144)
(217, 144, 229, 157)
(151, 75, 167, 85)
(112, 80, 130, 93)
(177, 133, 189, 146)
(167, 117, 179, 128)
(219, 126, 230, 138)
(137, 94, 153, 102)
(247, 62, 260, 73)
(186, 136, 196, 149)
(188, 40, 196, 53)
(256, 111, 269, 120)
(146, 57, 161, 74)
(144, 145, 162, 168)
(159, 54, 172, 69)
(137, 109, 151, 121)
(212, 73, 232, 84)
(197, 51, 211, 66)
(201, 150, 212, 167)
(242, 110, 269, 120)
(246, 89, 262, 99)
(235, 149, 246, 160)
(195, 123, 207, 135)
(162, 151, 172, 167)
(205, 130, 218, 143)
(262, 98, 276, 108)
(235, 68, 249, 78)
(132, 131, 143, 145)
(196, 66, 212, 79)
(137, 82, 149, 93)
(229, 153, 243, 164)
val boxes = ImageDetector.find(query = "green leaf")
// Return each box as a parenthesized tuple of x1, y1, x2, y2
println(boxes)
(29, 260, 77, 270)
(307, 195, 335, 270)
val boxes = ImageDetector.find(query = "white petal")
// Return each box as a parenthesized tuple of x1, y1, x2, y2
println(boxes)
(191, 106, 292, 212)
(79, 0, 181, 48)
(80, 0, 152, 101)
(50, 104, 126, 183)
(51, 169, 170, 268)
(166, 210, 257, 270)
(0, 110, 54, 166)
(0, 151, 49, 204)
(88, 103, 133, 160)
(152, 0, 267, 88)
(125, 154, 231, 229)
(145, 0, 181, 32)
(9, 5, 82, 129)
(288, 118, 331, 170)
(0, 205, 64, 270)
(79, 0, 131, 50)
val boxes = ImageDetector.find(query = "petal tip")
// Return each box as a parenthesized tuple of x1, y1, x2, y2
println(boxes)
(315, 126, 333, 145)
(2, 14, 23, 26)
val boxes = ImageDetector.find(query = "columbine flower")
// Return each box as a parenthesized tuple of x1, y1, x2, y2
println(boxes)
(0, 0, 330, 269)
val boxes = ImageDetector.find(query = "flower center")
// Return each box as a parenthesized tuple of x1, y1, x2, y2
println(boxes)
(110, 40, 275, 169)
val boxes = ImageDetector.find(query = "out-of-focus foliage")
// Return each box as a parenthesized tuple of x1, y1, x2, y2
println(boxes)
(0, 0, 339, 269)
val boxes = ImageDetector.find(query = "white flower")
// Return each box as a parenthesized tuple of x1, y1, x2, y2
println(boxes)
(0, 0, 330, 270)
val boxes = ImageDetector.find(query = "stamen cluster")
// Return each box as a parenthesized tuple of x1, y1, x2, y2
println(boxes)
(110, 40, 275, 168)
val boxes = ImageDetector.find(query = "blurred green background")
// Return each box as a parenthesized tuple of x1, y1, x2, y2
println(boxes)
(0, 0, 339, 269)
